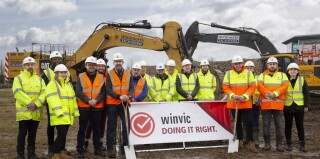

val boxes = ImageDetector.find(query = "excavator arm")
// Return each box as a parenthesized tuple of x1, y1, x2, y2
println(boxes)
(66, 21, 189, 72)
(185, 21, 279, 57)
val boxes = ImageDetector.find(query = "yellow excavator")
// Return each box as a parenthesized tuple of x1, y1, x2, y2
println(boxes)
(66, 20, 190, 74)
(185, 21, 320, 91)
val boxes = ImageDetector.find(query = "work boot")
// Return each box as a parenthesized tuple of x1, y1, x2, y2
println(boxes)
(27, 146, 39, 159)
(51, 153, 61, 159)
(48, 145, 54, 157)
(61, 149, 71, 156)
(253, 128, 260, 148)
(60, 150, 71, 159)
(107, 150, 116, 158)
(16, 146, 25, 159)
(248, 141, 258, 153)
(77, 148, 85, 158)
(94, 150, 106, 157)
(299, 141, 307, 152)
(262, 135, 271, 151)
(238, 140, 244, 149)
(285, 140, 292, 151)
(100, 141, 107, 151)
(83, 141, 88, 152)
(276, 136, 284, 152)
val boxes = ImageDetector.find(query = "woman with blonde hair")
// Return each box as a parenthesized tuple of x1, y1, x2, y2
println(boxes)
(45, 64, 80, 159)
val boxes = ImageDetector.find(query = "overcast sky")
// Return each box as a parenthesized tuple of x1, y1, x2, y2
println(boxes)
(1, 0, 320, 68)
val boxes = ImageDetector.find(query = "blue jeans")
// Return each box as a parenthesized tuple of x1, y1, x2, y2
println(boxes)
(261, 110, 283, 138)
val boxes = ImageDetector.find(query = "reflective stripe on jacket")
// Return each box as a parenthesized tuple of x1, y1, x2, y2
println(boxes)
(77, 73, 104, 108)
(253, 75, 260, 104)
(106, 69, 130, 105)
(177, 73, 197, 100)
(12, 70, 46, 121)
(165, 68, 179, 101)
(44, 68, 55, 81)
(196, 70, 216, 100)
(148, 76, 174, 102)
(222, 67, 256, 109)
(133, 76, 146, 102)
(46, 77, 80, 126)
(258, 70, 289, 110)
(285, 76, 304, 106)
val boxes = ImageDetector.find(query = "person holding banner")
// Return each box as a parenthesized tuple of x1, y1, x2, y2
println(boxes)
(131, 63, 148, 102)
(196, 59, 217, 100)
(176, 59, 200, 101)
(165, 59, 179, 101)
(222, 55, 258, 153)
(148, 63, 175, 102)
(106, 53, 134, 158)
(258, 57, 289, 152)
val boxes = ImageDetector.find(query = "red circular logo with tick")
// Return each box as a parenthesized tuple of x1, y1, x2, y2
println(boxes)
(131, 112, 155, 138)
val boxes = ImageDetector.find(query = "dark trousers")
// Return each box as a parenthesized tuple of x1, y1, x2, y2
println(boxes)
(17, 120, 40, 150)
(284, 111, 305, 142)
(46, 104, 55, 145)
(231, 108, 254, 141)
(53, 125, 70, 153)
(252, 105, 260, 128)
(85, 107, 107, 140)
(107, 104, 130, 150)
(77, 109, 102, 152)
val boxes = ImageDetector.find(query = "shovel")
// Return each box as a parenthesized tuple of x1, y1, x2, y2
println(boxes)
(122, 101, 137, 159)
(228, 102, 239, 153)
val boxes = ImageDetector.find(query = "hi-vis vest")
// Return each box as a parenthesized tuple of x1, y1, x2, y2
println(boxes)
(12, 70, 46, 121)
(148, 76, 174, 102)
(165, 69, 179, 101)
(106, 69, 130, 105)
(258, 70, 289, 110)
(142, 73, 152, 101)
(285, 76, 304, 106)
(196, 70, 216, 100)
(178, 73, 197, 100)
(77, 72, 104, 108)
(222, 69, 256, 109)
(133, 76, 146, 102)
(45, 78, 80, 126)
(252, 75, 260, 104)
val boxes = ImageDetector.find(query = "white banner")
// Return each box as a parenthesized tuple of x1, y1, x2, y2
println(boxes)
(129, 101, 233, 145)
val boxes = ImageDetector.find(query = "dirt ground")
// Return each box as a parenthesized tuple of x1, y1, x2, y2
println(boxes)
(0, 88, 319, 159)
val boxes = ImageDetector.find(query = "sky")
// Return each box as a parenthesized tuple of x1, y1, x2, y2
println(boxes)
(1, 0, 320, 68)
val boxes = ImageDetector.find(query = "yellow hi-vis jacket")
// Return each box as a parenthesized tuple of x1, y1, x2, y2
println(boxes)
(196, 70, 216, 100)
(142, 73, 152, 101)
(177, 73, 197, 100)
(252, 75, 260, 105)
(148, 76, 175, 102)
(45, 77, 80, 126)
(285, 76, 304, 106)
(165, 68, 179, 101)
(44, 67, 71, 82)
(12, 70, 46, 121)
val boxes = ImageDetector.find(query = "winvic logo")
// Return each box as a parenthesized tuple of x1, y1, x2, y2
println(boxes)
(131, 112, 155, 138)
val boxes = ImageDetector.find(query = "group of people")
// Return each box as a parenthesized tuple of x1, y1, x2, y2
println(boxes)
(12, 51, 308, 159)
(222, 55, 309, 153)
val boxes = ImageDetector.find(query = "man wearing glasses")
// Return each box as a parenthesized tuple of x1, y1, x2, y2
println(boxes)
(258, 56, 289, 152)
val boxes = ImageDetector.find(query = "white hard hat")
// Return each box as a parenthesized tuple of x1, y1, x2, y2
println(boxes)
(156, 63, 165, 70)
(200, 59, 209, 66)
(244, 61, 255, 67)
(182, 59, 192, 66)
(85, 56, 97, 64)
(96, 58, 106, 65)
(132, 63, 141, 69)
(287, 63, 299, 70)
(166, 59, 176, 66)
(231, 55, 243, 63)
(140, 60, 147, 66)
(50, 51, 62, 59)
(113, 53, 124, 61)
(22, 57, 36, 65)
(54, 64, 68, 72)
(267, 57, 278, 64)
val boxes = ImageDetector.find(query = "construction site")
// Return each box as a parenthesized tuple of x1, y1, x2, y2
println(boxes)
(1, 20, 320, 158)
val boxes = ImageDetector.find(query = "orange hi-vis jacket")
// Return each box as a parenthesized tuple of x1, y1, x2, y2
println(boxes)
(133, 76, 146, 102)
(222, 66, 256, 109)
(258, 70, 289, 110)
(77, 72, 104, 108)
(106, 69, 130, 105)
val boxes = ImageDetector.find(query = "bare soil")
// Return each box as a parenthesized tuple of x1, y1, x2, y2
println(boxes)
(0, 88, 319, 159)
